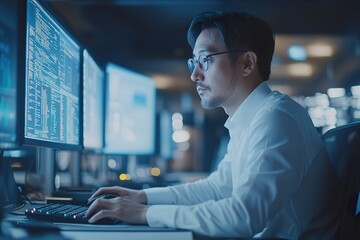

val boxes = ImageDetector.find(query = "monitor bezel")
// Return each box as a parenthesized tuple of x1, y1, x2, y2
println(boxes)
(19, 0, 83, 150)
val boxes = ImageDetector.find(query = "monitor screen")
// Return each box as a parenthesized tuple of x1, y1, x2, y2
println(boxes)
(83, 49, 104, 151)
(0, 0, 18, 149)
(24, 0, 81, 149)
(104, 63, 156, 155)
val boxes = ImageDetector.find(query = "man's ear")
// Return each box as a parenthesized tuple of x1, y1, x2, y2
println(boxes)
(243, 51, 257, 76)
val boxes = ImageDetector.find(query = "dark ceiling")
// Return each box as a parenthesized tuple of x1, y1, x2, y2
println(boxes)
(44, 0, 360, 96)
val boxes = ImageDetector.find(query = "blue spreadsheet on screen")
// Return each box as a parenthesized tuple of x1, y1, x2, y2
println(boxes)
(24, 0, 81, 149)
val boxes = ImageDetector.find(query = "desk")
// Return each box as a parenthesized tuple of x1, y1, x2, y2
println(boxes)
(62, 230, 192, 240)
(4, 214, 193, 240)
(59, 224, 193, 240)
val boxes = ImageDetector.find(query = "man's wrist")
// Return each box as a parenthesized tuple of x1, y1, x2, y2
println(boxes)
(137, 190, 148, 204)
(141, 205, 149, 224)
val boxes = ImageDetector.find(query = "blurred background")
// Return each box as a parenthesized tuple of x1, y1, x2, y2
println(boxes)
(44, 0, 360, 95)
(3, 0, 360, 198)
(43, 0, 360, 130)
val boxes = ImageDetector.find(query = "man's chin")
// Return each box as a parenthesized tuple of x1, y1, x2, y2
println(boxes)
(200, 99, 218, 109)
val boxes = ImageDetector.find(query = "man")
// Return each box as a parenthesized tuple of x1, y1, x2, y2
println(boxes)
(86, 11, 344, 239)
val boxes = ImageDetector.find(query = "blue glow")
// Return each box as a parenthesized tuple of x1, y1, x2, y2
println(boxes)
(288, 45, 307, 61)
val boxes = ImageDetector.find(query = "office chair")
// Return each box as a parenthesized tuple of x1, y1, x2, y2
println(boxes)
(322, 121, 360, 239)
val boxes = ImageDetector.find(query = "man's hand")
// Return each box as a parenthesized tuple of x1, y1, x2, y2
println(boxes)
(85, 196, 149, 224)
(87, 186, 147, 204)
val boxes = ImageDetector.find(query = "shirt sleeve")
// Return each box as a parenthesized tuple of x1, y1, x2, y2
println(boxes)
(145, 152, 233, 205)
(146, 108, 311, 238)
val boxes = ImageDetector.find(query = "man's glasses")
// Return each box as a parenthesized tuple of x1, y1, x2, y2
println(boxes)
(187, 49, 247, 74)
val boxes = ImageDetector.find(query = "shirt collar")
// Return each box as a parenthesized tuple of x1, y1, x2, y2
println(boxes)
(224, 81, 272, 134)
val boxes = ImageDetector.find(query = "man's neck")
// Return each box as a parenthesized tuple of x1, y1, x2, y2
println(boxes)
(224, 80, 263, 117)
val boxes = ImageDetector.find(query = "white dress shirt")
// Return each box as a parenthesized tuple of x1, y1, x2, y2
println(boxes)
(144, 82, 344, 239)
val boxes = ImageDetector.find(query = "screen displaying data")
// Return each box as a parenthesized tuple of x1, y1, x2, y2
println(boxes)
(24, 0, 81, 148)
(105, 63, 156, 155)
(83, 49, 104, 150)
(0, 0, 18, 149)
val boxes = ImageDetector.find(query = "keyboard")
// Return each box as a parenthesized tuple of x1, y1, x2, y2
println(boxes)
(25, 203, 118, 224)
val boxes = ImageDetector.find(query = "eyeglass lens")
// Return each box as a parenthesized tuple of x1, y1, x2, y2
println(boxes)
(187, 59, 195, 73)
(187, 55, 208, 73)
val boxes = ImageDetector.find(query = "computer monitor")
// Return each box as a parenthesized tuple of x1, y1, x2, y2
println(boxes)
(104, 63, 156, 155)
(0, 0, 19, 150)
(23, 0, 81, 149)
(83, 49, 104, 151)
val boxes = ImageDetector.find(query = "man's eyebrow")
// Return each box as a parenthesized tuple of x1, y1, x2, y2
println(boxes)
(193, 48, 213, 57)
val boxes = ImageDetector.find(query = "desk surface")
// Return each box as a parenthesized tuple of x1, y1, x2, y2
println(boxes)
(4, 214, 193, 240)
(62, 230, 193, 240)
(58, 223, 193, 240)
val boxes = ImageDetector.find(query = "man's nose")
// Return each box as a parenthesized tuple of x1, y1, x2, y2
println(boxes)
(190, 63, 203, 82)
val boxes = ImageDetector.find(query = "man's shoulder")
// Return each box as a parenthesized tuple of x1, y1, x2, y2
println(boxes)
(262, 90, 304, 113)
(254, 91, 314, 130)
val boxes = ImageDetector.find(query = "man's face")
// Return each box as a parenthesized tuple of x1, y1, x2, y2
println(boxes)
(190, 28, 237, 110)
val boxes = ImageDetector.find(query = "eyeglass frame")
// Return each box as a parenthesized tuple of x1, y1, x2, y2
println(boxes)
(187, 49, 248, 74)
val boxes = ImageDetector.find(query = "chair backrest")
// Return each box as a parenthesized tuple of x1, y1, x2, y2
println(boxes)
(322, 121, 360, 239)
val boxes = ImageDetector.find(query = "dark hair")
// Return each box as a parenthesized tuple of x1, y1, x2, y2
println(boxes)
(187, 11, 275, 81)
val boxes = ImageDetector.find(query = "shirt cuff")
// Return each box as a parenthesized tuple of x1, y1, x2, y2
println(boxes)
(143, 187, 174, 205)
(146, 205, 178, 228)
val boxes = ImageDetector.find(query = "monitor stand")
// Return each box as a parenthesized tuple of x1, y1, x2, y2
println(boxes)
(127, 155, 137, 181)
(36, 147, 55, 196)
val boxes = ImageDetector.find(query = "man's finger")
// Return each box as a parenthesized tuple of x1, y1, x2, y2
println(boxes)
(88, 187, 114, 202)
(85, 198, 112, 218)
(88, 209, 115, 224)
